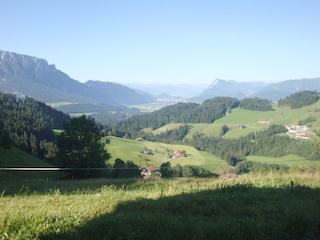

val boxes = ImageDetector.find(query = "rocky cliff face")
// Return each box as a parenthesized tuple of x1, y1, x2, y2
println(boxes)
(0, 51, 52, 69)
(0, 50, 90, 102)
(0, 51, 57, 81)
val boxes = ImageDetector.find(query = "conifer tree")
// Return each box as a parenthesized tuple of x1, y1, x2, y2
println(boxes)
(56, 115, 110, 179)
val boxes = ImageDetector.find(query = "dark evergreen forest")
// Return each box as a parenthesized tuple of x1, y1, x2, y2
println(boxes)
(278, 90, 319, 109)
(239, 97, 273, 111)
(0, 92, 70, 159)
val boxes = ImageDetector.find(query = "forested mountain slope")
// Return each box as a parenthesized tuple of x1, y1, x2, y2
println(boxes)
(110, 94, 320, 166)
(278, 90, 319, 109)
(113, 97, 239, 135)
(0, 92, 70, 159)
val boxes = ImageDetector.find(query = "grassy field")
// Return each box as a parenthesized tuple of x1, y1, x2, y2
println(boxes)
(106, 135, 320, 174)
(1, 172, 320, 239)
(148, 101, 320, 140)
(152, 123, 185, 134)
(107, 136, 225, 172)
(247, 154, 320, 167)
(213, 101, 320, 138)
(0, 147, 56, 182)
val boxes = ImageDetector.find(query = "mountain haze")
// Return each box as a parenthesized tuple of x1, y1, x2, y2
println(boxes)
(125, 82, 207, 98)
(191, 78, 320, 102)
(190, 79, 268, 102)
(0, 50, 155, 106)
(251, 78, 320, 101)
(1, 50, 320, 119)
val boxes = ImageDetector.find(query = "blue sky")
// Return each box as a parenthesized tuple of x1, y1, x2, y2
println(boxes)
(1, 0, 319, 84)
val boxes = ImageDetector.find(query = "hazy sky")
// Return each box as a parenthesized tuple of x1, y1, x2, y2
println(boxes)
(1, 1, 319, 84)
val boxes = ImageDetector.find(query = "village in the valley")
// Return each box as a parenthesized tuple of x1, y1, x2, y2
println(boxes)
(257, 119, 311, 140)
(285, 124, 310, 139)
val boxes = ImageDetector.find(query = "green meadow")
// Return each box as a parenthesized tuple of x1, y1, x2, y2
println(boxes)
(107, 136, 224, 172)
(1, 173, 320, 239)
(247, 154, 320, 167)
(0, 147, 56, 182)
(145, 101, 320, 140)
(106, 136, 320, 176)
(214, 101, 320, 137)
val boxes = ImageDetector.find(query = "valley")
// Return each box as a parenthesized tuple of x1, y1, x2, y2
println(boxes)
(2, 1, 320, 237)
(1, 51, 320, 239)
(105, 99, 320, 174)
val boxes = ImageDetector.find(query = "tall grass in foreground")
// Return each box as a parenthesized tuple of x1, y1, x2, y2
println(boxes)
(1, 172, 320, 239)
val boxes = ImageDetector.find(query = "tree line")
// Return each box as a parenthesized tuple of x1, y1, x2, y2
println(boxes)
(112, 97, 282, 138)
(278, 90, 319, 109)
(186, 124, 318, 165)
(160, 162, 215, 178)
(239, 97, 273, 111)
(113, 97, 239, 138)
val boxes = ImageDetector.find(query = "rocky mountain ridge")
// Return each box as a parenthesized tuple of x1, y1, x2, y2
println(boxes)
(0, 50, 155, 106)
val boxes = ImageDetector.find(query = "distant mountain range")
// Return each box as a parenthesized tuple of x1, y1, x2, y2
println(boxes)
(1, 50, 319, 112)
(0, 50, 155, 106)
(125, 82, 207, 98)
(189, 79, 268, 102)
(190, 78, 320, 102)
(250, 78, 320, 101)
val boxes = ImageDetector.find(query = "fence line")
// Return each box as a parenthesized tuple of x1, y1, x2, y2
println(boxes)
(0, 167, 141, 171)
(0, 165, 221, 171)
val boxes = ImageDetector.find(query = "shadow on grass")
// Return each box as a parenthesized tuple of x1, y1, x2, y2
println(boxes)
(0, 175, 142, 196)
(40, 184, 320, 240)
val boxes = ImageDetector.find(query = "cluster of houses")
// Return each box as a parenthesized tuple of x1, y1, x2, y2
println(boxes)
(143, 148, 188, 158)
(257, 119, 269, 124)
(285, 125, 310, 139)
(164, 150, 188, 159)
(140, 149, 188, 178)
(257, 120, 311, 140)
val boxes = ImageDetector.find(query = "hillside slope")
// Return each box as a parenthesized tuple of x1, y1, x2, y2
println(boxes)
(0, 147, 55, 181)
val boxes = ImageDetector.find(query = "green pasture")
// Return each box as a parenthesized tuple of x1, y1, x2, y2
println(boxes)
(106, 137, 224, 171)
(152, 123, 184, 135)
(106, 137, 149, 165)
(184, 101, 320, 139)
(134, 100, 320, 143)
(215, 102, 320, 128)
(106, 134, 320, 173)
(247, 154, 320, 167)
(197, 151, 225, 172)
(145, 141, 221, 167)
(0, 147, 51, 167)
(186, 123, 221, 138)
(0, 147, 55, 181)
(215, 107, 277, 126)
